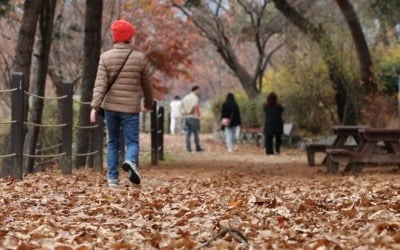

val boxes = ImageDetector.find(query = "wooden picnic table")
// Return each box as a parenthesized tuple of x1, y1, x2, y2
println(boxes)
(326, 128, 400, 173)
(306, 125, 368, 166)
(331, 125, 368, 145)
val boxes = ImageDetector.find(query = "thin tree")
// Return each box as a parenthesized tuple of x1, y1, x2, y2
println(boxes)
(271, 0, 358, 124)
(24, 0, 57, 173)
(335, 0, 377, 94)
(2, 0, 43, 177)
(172, 0, 283, 98)
(75, 0, 103, 168)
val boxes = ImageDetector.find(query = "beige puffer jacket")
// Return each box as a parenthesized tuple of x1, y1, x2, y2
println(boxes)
(91, 43, 153, 113)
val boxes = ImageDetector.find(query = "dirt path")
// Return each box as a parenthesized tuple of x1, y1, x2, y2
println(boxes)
(1, 134, 399, 249)
(141, 134, 396, 178)
(141, 134, 312, 175)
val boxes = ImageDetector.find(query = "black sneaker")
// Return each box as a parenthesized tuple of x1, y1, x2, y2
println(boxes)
(122, 160, 141, 184)
(196, 148, 204, 152)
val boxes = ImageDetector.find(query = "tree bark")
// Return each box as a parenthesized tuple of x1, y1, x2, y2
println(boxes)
(335, 0, 377, 94)
(14, 0, 44, 121)
(2, 0, 43, 177)
(172, 1, 269, 99)
(217, 44, 259, 98)
(75, 0, 103, 168)
(24, 0, 57, 174)
(49, 1, 70, 124)
(272, 0, 357, 124)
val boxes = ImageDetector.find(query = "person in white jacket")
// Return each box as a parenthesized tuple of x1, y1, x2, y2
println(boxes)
(180, 86, 203, 152)
(169, 96, 182, 135)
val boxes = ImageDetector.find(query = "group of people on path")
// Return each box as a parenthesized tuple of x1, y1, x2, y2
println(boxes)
(167, 86, 204, 152)
(219, 92, 284, 155)
(89, 19, 284, 187)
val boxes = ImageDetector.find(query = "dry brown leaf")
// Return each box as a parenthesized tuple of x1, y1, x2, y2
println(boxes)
(394, 232, 400, 243)
(111, 242, 132, 250)
(54, 246, 73, 250)
(229, 200, 242, 207)
(150, 233, 162, 248)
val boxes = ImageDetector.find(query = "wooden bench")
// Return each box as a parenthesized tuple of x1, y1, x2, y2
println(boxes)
(239, 127, 261, 144)
(306, 125, 368, 167)
(324, 128, 400, 173)
(325, 148, 352, 173)
(306, 143, 331, 166)
(241, 123, 294, 147)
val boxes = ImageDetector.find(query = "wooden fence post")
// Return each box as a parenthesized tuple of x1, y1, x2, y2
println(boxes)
(158, 106, 164, 161)
(11, 72, 25, 179)
(168, 112, 171, 135)
(61, 82, 73, 175)
(151, 101, 158, 165)
(141, 112, 147, 133)
(93, 118, 104, 172)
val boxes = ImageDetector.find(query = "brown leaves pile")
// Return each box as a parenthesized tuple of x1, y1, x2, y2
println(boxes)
(0, 158, 399, 249)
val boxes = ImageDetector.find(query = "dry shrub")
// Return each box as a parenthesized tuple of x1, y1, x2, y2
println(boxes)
(360, 93, 398, 128)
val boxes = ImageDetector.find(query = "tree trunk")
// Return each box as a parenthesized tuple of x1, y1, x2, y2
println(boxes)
(24, 0, 57, 174)
(2, 0, 43, 177)
(49, 1, 69, 124)
(272, 0, 357, 124)
(217, 44, 259, 98)
(335, 0, 377, 94)
(75, 0, 103, 168)
(14, 0, 44, 122)
(171, 1, 261, 99)
(48, 67, 64, 121)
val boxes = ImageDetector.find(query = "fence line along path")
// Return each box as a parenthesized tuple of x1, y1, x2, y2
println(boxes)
(0, 72, 104, 179)
(1, 72, 165, 180)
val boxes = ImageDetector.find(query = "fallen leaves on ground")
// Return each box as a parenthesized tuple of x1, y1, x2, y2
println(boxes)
(1, 135, 399, 249)
(1, 167, 399, 249)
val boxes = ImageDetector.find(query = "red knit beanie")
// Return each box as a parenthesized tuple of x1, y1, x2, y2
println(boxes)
(111, 20, 135, 43)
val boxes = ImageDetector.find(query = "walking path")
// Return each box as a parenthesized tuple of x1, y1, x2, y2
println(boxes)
(0, 134, 399, 249)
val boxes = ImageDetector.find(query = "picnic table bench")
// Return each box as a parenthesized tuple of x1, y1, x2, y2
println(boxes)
(307, 126, 400, 173)
(306, 125, 367, 166)
(326, 128, 400, 173)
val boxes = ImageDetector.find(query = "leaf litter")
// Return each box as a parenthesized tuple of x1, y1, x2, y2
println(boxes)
(1, 134, 399, 249)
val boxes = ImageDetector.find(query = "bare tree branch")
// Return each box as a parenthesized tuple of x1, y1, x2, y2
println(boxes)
(171, 0, 281, 97)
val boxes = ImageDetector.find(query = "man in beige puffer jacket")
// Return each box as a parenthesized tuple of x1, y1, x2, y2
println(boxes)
(90, 20, 153, 187)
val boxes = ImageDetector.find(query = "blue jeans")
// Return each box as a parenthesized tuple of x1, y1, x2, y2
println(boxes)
(105, 111, 139, 179)
(185, 118, 201, 151)
(224, 126, 236, 152)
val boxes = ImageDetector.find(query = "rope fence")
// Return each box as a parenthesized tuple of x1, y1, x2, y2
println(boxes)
(24, 152, 66, 158)
(24, 122, 67, 128)
(0, 120, 16, 125)
(24, 91, 67, 100)
(0, 153, 16, 159)
(73, 151, 99, 157)
(0, 73, 104, 180)
(74, 124, 99, 129)
(1, 72, 164, 180)
(0, 88, 17, 93)
(73, 99, 91, 105)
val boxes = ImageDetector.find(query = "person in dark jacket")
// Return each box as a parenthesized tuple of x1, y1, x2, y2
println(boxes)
(221, 93, 241, 152)
(264, 92, 284, 155)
